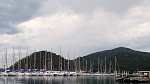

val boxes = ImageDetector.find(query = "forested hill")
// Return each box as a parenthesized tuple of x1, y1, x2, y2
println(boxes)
(10, 51, 68, 70)
(10, 47, 150, 73)
(79, 47, 150, 72)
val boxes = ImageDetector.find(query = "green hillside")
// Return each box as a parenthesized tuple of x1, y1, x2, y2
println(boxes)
(79, 47, 150, 73)
(10, 47, 150, 73)
(10, 51, 68, 70)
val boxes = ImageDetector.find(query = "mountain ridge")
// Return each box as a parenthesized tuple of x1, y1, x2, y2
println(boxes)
(80, 47, 150, 72)
(8, 47, 150, 73)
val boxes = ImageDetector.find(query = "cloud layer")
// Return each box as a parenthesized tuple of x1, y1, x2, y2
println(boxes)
(1, 0, 150, 67)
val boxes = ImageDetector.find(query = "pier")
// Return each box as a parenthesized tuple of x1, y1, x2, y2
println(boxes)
(116, 71, 150, 83)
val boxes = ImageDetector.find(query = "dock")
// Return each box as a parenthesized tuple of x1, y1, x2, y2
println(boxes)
(116, 77, 150, 83)
(116, 71, 150, 83)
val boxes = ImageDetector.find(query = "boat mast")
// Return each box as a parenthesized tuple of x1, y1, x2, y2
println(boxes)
(82, 59, 84, 71)
(5, 47, 8, 68)
(34, 50, 36, 70)
(115, 56, 116, 72)
(67, 51, 70, 71)
(59, 45, 62, 71)
(105, 56, 106, 73)
(40, 51, 41, 70)
(45, 51, 47, 70)
(26, 47, 29, 71)
(48, 51, 50, 69)
(12, 46, 15, 71)
(74, 54, 77, 71)
(4, 47, 8, 70)
(50, 49, 53, 70)
(100, 59, 103, 73)
(79, 57, 81, 71)
(86, 59, 87, 72)
(63, 52, 65, 71)
(98, 57, 99, 72)
(19, 46, 22, 70)
(2, 52, 4, 69)
(109, 60, 112, 73)
(30, 51, 32, 70)
(42, 52, 44, 70)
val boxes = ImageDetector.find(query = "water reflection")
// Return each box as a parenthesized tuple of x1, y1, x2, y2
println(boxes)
(0, 76, 137, 84)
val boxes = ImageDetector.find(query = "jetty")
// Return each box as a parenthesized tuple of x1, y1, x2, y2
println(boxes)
(116, 71, 150, 83)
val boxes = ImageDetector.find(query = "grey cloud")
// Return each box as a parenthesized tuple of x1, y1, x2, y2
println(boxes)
(129, 35, 150, 50)
(0, 21, 21, 34)
(0, 0, 44, 34)
(57, 0, 142, 13)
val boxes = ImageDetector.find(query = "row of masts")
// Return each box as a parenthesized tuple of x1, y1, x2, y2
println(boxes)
(1, 46, 119, 74)
(78, 56, 119, 73)
(2, 46, 71, 71)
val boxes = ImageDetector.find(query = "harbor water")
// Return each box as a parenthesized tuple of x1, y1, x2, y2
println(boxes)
(0, 76, 149, 84)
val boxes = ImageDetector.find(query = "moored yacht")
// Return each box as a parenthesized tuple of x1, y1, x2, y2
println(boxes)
(24, 71, 31, 76)
(8, 71, 18, 76)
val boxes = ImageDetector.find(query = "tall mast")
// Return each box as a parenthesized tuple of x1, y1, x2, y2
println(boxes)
(74, 54, 77, 71)
(26, 47, 28, 70)
(3, 48, 4, 70)
(12, 46, 15, 70)
(60, 45, 62, 70)
(115, 56, 116, 72)
(19, 46, 21, 70)
(2, 53, 4, 69)
(40, 51, 41, 70)
(34, 50, 36, 70)
(67, 51, 70, 71)
(64, 52, 66, 71)
(82, 59, 84, 71)
(79, 57, 81, 71)
(47, 52, 50, 69)
(91, 61, 93, 72)
(5, 47, 8, 70)
(45, 51, 47, 70)
(100, 59, 103, 73)
(43, 52, 44, 70)
(98, 57, 99, 72)
(105, 56, 106, 73)
(86, 59, 87, 72)
(18, 47, 20, 70)
(30, 52, 32, 69)
(50, 49, 53, 70)
(114, 56, 117, 77)
(109, 60, 112, 73)
(90, 60, 91, 72)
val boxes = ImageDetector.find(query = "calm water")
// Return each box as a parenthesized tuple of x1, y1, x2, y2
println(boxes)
(0, 76, 148, 84)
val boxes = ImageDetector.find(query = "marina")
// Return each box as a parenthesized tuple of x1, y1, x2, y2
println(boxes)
(1, 0, 150, 84)
(2, 47, 149, 83)
(1, 47, 150, 83)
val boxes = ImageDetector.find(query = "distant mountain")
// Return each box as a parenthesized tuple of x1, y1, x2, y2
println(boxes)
(79, 47, 150, 73)
(10, 47, 150, 73)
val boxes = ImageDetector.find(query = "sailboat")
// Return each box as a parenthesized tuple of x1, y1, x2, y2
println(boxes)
(44, 49, 57, 76)
(2, 47, 9, 76)
(8, 46, 18, 76)
(31, 50, 40, 76)
(64, 51, 70, 76)
(54, 46, 65, 76)
(24, 48, 31, 76)
(108, 60, 115, 76)
(39, 51, 45, 76)
(94, 57, 103, 76)
(17, 46, 24, 76)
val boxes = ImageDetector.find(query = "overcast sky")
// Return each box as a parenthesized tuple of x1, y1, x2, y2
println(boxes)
(1, 0, 150, 67)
